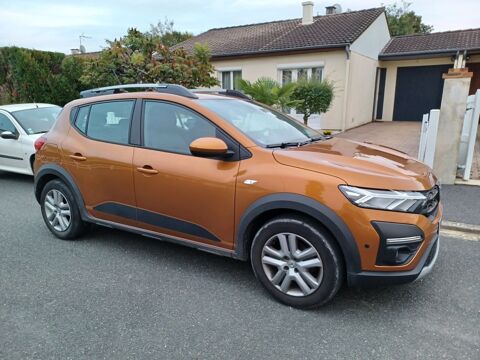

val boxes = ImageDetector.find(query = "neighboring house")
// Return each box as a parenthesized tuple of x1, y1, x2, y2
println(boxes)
(175, 2, 480, 130)
(377, 28, 480, 121)
(175, 3, 390, 130)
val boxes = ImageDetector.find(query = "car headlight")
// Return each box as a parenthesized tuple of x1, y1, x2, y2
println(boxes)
(339, 185, 439, 214)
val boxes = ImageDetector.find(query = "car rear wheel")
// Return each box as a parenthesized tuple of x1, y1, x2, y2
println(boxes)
(251, 215, 344, 308)
(40, 179, 88, 240)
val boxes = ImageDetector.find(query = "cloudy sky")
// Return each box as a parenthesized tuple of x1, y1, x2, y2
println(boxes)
(0, 0, 478, 53)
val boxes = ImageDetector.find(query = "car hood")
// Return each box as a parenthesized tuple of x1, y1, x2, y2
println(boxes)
(272, 137, 437, 190)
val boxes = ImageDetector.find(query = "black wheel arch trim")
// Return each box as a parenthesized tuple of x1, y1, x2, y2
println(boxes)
(34, 164, 90, 221)
(234, 193, 362, 274)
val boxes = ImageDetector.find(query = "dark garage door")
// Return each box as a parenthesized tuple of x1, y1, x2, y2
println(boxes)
(393, 64, 451, 121)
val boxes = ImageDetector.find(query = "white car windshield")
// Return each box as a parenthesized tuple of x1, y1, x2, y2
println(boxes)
(198, 99, 322, 147)
(11, 106, 61, 135)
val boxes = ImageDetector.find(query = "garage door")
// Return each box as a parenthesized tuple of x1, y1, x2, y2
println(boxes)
(393, 65, 451, 121)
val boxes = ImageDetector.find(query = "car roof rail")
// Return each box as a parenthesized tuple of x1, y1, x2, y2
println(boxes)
(190, 88, 251, 100)
(79, 83, 198, 99)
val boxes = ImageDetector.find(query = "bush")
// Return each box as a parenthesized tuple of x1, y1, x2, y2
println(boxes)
(291, 79, 334, 125)
(238, 77, 299, 111)
(0, 47, 87, 105)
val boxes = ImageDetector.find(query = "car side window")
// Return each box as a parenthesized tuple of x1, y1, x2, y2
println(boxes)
(74, 106, 90, 134)
(86, 101, 134, 145)
(0, 113, 17, 134)
(143, 101, 217, 155)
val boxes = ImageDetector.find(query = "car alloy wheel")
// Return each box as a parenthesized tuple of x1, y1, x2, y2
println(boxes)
(44, 189, 71, 232)
(261, 232, 324, 297)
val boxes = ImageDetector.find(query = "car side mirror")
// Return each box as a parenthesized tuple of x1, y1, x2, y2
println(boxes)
(189, 137, 231, 158)
(0, 131, 18, 140)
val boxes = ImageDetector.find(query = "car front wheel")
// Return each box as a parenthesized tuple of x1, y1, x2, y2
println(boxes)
(251, 215, 344, 308)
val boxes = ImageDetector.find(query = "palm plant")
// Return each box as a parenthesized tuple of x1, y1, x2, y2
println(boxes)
(238, 77, 299, 111)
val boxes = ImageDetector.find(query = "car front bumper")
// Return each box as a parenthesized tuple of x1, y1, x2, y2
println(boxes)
(347, 234, 440, 288)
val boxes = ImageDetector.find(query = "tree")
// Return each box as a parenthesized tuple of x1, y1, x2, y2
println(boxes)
(238, 77, 299, 111)
(79, 28, 218, 89)
(386, 1, 433, 36)
(291, 79, 334, 125)
(148, 18, 193, 47)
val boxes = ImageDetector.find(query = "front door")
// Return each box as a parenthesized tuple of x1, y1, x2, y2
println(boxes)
(132, 100, 239, 249)
(62, 100, 137, 225)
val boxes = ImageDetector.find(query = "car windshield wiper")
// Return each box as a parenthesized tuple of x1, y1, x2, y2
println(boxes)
(32, 131, 48, 134)
(266, 139, 312, 148)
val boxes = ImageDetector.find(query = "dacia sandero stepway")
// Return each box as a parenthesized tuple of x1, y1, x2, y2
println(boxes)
(34, 84, 441, 308)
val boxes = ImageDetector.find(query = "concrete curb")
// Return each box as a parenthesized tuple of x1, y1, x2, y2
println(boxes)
(441, 221, 480, 235)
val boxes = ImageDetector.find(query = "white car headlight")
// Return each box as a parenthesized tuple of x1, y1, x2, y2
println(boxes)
(339, 185, 438, 214)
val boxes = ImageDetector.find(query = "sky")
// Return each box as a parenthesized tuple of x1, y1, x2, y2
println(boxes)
(0, 0, 479, 53)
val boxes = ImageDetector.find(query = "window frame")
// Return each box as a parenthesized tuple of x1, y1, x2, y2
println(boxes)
(139, 99, 247, 161)
(70, 99, 137, 147)
(0, 111, 19, 135)
(217, 68, 242, 90)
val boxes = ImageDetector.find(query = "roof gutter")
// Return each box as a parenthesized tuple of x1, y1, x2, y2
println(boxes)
(379, 47, 480, 60)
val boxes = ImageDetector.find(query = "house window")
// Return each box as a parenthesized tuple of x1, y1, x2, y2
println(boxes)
(219, 70, 242, 90)
(280, 67, 323, 85)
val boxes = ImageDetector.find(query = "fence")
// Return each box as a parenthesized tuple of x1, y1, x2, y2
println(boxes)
(418, 109, 440, 168)
(458, 89, 480, 180)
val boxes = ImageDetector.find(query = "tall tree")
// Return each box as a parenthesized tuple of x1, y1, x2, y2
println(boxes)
(386, 1, 433, 36)
(148, 18, 193, 47)
(79, 28, 217, 89)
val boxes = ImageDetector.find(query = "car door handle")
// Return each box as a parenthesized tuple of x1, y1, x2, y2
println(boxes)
(69, 153, 87, 161)
(136, 166, 159, 175)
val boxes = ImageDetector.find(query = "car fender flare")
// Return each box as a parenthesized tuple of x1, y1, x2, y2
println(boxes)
(34, 164, 90, 221)
(235, 193, 361, 274)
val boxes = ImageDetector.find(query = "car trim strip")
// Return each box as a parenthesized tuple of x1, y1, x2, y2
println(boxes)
(94, 202, 221, 242)
(0, 154, 23, 161)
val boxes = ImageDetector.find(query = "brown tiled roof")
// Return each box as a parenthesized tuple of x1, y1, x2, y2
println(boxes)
(380, 28, 480, 59)
(173, 8, 385, 58)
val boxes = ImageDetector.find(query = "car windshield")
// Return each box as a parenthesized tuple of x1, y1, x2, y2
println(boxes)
(198, 99, 322, 147)
(11, 106, 61, 135)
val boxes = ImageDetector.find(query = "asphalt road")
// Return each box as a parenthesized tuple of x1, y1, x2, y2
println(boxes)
(0, 171, 479, 360)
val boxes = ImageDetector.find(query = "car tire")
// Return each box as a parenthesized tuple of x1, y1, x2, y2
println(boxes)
(40, 179, 88, 240)
(250, 215, 344, 308)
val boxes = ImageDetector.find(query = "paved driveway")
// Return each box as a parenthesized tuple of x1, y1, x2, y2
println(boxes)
(337, 121, 422, 157)
(0, 171, 479, 359)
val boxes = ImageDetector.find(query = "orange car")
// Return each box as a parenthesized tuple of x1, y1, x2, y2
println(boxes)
(34, 84, 441, 308)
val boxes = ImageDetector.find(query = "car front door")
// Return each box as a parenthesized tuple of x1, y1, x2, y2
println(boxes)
(0, 111, 29, 173)
(62, 100, 138, 226)
(132, 100, 240, 249)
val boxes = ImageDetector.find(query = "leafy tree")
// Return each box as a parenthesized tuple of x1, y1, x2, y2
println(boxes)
(79, 28, 218, 89)
(148, 18, 193, 47)
(386, 1, 433, 36)
(291, 79, 334, 125)
(238, 77, 299, 111)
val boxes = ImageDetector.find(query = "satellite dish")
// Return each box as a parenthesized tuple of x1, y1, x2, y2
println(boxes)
(80, 45, 86, 53)
(334, 4, 342, 13)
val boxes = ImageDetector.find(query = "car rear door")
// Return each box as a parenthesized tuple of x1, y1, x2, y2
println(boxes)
(62, 100, 139, 226)
(132, 99, 240, 249)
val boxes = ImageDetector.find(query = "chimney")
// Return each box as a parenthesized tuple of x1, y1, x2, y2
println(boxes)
(302, 1, 314, 25)
(325, 4, 342, 15)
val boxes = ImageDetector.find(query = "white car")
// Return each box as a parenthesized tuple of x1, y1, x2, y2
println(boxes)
(0, 103, 61, 175)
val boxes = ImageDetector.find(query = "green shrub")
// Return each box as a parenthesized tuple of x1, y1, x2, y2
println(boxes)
(291, 79, 334, 125)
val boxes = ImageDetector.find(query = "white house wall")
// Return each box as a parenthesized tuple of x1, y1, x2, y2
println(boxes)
(345, 51, 379, 129)
(212, 50, 347, 129)
(350, 13, 390, 60)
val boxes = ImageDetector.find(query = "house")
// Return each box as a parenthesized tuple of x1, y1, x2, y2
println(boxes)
(377, 29, 480, 121)
(175, 2, 480, 131)
(175, 3, 390, 130)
